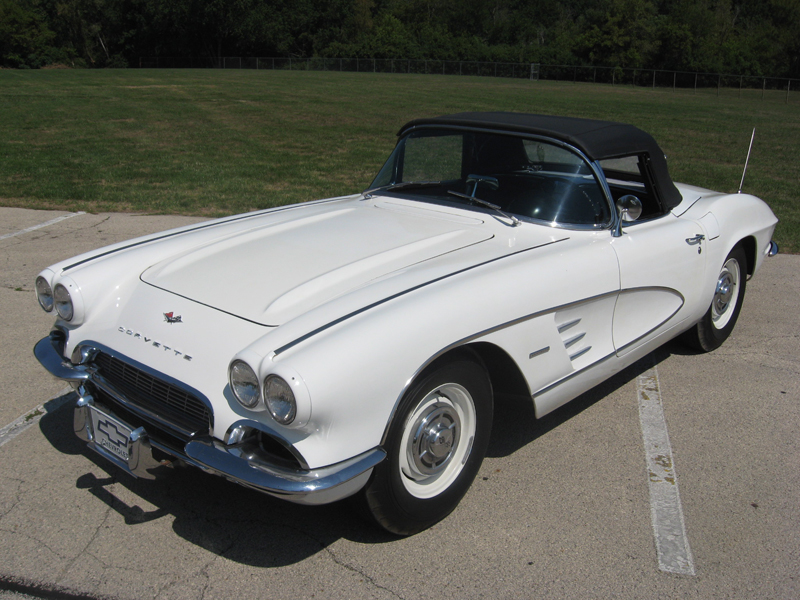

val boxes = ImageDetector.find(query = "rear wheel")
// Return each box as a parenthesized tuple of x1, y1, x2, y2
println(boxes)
(684, 246, 748, 352)
(362, 351, 493, 535)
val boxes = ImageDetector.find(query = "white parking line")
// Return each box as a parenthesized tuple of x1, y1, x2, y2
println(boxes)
(0, 390, 74, 450)
(637, 362, 696, 576)
(0, 212, 86, 242)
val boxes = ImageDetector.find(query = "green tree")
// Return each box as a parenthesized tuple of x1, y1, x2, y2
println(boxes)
(0, 0, 58, 67)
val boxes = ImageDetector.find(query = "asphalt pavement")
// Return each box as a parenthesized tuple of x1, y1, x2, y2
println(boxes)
(1, 207, 798, 600)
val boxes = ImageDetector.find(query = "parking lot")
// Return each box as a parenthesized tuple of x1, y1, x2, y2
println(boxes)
(1, 207, 798, 599)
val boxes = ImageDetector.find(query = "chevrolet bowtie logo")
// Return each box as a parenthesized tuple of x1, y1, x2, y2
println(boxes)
(97, 419, 128, 448)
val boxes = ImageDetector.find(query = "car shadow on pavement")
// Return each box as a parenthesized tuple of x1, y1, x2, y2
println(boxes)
(36, 341, 689, 567)
(486, 341, 682, 459)
(38, 402, 397, 569)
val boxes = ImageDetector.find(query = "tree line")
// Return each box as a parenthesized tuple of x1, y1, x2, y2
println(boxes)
(2, 0, 798, 78)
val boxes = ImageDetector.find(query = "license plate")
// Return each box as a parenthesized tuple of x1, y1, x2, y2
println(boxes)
(90, 406, 133, 462)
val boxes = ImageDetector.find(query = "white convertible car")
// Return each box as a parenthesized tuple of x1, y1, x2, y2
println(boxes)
(35, 113, 778, 535)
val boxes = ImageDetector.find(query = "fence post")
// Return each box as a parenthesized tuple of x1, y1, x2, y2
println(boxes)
(762, 78, 765, 99)
(788, 80, 791, 104)
(373, 58, 376, 73)
(574, 66, 577, 83)
(717, 74, 721, 97)
(739, 75, 742, 98)
(673, 71, 676, 92)
(239, 57, 242, 69)
(652, 70, 655, 88)
(694, 73, 697, 93)
(593, 67, 596, 83)
(612, 70, 615, 85)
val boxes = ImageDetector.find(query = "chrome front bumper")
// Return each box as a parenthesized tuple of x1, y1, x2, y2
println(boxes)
(35, 333, 385, 505)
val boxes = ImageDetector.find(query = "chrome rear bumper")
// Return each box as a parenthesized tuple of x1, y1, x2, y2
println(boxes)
(35, 333, 385, 505)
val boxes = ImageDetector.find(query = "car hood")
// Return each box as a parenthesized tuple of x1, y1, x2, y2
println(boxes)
(141, 201, 494, 326)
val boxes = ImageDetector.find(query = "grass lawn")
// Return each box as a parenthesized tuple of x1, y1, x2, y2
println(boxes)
(1, 69, 797, 251)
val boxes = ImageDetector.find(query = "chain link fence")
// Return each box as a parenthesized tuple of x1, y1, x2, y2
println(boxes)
(138, 56, 797, 102)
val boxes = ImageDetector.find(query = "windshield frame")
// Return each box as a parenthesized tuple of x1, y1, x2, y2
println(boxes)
(366, 125, 616, 232)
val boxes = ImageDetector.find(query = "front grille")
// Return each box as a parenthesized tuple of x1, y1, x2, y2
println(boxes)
(93, 352, 211, 436)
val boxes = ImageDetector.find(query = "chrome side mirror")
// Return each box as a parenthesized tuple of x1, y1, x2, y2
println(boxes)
(613, 194, 643, 237)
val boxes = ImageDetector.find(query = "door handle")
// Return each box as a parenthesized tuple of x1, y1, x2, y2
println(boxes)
(685, 234, 705, 253)
(685, 234, 705, 245)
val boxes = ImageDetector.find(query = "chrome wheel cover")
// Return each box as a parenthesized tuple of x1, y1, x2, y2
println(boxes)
(712, 257, 741, 329)
(399, 383, 477, 499)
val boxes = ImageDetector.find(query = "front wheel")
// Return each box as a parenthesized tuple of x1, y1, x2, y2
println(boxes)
(362, 351, 493, 535)
(684, 245, 748, 352)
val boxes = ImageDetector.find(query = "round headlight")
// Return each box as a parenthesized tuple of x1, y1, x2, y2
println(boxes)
(53, 284, 74, 321)
(230, 360, 260, 408)
(35, 276, 54, 312)
(264, 375, 297, 425)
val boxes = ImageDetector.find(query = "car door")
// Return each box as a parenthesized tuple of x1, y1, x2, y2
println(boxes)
(610, 214, 707, 356)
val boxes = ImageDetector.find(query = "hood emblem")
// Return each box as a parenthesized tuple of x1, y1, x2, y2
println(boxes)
(164, 312, 183, 324)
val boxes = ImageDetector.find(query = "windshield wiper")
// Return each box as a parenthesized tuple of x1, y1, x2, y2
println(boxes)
(447, 174, 521, 227)
(362, 181, 442, 197)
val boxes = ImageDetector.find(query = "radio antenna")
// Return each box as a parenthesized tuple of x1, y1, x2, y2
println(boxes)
(738, 128, 756, 193)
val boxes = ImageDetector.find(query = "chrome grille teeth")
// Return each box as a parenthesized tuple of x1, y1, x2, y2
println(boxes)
(94, 352, 210, 433)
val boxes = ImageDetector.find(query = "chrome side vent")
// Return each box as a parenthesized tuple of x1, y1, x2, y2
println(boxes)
(556, 317, 591, 362)
(557, 318, 581, 333)
(569, 346, 592, 361)
(563, 332, 586, 348)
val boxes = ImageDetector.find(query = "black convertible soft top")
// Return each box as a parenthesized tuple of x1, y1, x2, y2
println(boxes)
(398, 112, 683, 209)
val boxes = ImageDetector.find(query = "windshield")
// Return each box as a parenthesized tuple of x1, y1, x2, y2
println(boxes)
(370, 128, 611, 227)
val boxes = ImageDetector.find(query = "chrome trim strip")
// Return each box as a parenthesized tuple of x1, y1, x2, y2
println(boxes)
(62, 197, 346, 272)
(533, 350, 618, 397)
(613, 297, 685, 355)
(528, 346, 550, 359)
(533, 292, 686, 397)
(274, 237, 570, 356)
